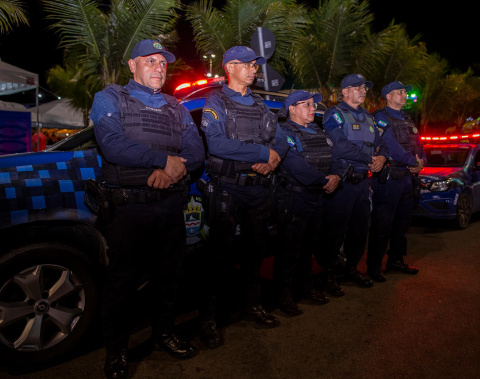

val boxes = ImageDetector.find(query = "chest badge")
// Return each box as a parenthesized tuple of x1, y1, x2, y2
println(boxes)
(369, 125, 374, 133)
(412, 126, 418, 134)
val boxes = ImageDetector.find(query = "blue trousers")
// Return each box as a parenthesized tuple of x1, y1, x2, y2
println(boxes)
(322, 179, 371, 270)
(367, 174, 414, 272)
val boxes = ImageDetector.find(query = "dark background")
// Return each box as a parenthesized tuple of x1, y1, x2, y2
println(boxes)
(0, 0, 478, 103)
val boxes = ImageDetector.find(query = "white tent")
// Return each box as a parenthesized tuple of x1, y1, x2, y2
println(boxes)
(0, 61, 38, 96)
(0, 60, 39, 137)
(0, 99, 29, 112)
(30, 99, 88, 129)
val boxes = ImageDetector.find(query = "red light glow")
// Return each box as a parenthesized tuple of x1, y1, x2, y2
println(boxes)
(420, 133, 480, 142)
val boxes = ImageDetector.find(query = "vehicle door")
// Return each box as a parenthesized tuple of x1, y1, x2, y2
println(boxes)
(471, 147, 480, 211)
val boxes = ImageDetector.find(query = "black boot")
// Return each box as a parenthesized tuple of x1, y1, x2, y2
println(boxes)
(104, 348, 128, 379)
(245, 305, 280, 328)
(199, 319, 224, 348)
(326, 269, 345, 297)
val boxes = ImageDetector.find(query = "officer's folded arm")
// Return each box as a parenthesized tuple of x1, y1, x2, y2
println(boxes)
(94, 115, 169, 169)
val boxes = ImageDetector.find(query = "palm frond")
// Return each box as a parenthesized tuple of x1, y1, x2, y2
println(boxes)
(186, 0, 235, 73)
(0, 0, 29, 33)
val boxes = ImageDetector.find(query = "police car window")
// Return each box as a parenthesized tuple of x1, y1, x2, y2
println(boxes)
(189, 109, 207, 152)
(47, 126, 98, 152)
(425, 147, 470, 167)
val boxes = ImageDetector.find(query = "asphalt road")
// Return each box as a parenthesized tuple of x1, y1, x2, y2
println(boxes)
(3, 215, 480, 379)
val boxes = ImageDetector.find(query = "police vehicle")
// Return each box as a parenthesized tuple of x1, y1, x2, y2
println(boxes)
(0, 94, 295, 367)
(413, 133, 480, 228)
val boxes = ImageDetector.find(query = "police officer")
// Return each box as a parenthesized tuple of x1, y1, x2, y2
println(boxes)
(273, 90, 343, 316)
(199, 46, 289, 347)
(322, 74, 388, 289)
(90, 39, 205, 378)
(366, 81, 423, 282)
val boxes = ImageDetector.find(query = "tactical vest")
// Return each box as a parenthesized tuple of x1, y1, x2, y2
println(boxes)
(101, 84, 185, 186)
(283, 120, 332, 186)
(206, 91, 277, 177)
(334, 103, 376, 170)
(375, 109, 420, 167)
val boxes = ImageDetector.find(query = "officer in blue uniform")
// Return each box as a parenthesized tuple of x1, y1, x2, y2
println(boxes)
(322, 74, 388, 289)
(90, 39, 205, 379)
(199, 46, 289, 347)
(273, 90, 344, 316)
(366, 81, 424, 282)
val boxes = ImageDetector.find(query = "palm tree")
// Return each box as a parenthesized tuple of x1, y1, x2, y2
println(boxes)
(186, 0, 308, 78)
(40, 0, 181, 123)
(42, 0, 179, 88)
(358, 23, 429, 110)
(0, 0, 28, 34)
(288, 0, 373, 101)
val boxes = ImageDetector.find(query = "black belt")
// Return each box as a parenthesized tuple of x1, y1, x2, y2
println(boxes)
(106, 187, 182, 205)
(219, 174, 272, 187)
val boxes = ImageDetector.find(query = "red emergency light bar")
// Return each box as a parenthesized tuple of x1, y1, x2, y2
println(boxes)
(174, 76, 225, 93)
(421, 133, 480, 141)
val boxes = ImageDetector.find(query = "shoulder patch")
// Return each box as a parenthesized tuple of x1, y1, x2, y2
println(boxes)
(286, 136, 296, 147)
(333, 112, 344, 124)
(203, 108, 218, 120)
(377, 120, 388, 128)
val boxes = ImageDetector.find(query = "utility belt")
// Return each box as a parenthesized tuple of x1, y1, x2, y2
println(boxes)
(345, 169, 368, 184)
(105, 186, 183, 205)
(218, 173, 273, 187)
(84, 179, 187, 222)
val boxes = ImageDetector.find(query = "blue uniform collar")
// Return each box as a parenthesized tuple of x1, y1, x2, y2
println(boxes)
(287, 119, 317, 134)
(385, 106, 405, 119)
(340, 100, 365, 114)
(126, 78, 163, 95)
(222, 83, 253, 98)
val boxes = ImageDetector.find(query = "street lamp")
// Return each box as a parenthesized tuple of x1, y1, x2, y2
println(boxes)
(202, 53, 216, 77)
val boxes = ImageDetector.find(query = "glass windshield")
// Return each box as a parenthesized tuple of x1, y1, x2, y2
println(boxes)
(424, 146, 471, 167)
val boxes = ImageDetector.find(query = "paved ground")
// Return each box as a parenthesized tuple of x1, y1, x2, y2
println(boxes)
(3, 216, 480, 379)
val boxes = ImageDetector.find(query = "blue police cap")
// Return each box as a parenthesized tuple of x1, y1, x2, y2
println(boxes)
(284, 90, 322, 109)
(340, 74, 373, 89)
(381, 81, 413, 98)
(222, 46, 266, 67)
(130, 39, 176, 63)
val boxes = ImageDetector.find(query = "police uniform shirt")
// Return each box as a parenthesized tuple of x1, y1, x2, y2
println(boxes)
(90, 79, 205, 172)
(201, 84, 289, 163)
(374, 106, 426, 167)
(281, 120, 343, 186)
(323, 100, 388, 171)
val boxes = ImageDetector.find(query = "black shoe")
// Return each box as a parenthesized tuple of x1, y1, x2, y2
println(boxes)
(155, 333, 198, 359)
(344, 269, 373, 288)
(386, 260, 419, 275)
(245, 305, 280, 328)
(367, 270, 386, 283)
(278, 295, 303, 316)
(305, 288, 330, 305)
(104, 348, 128, 379)
(326, 271, 345, 297)
(199, 319, 224, 349)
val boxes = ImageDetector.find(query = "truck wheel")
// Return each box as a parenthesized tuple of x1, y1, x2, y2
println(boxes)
(0, 243, 101, 368)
